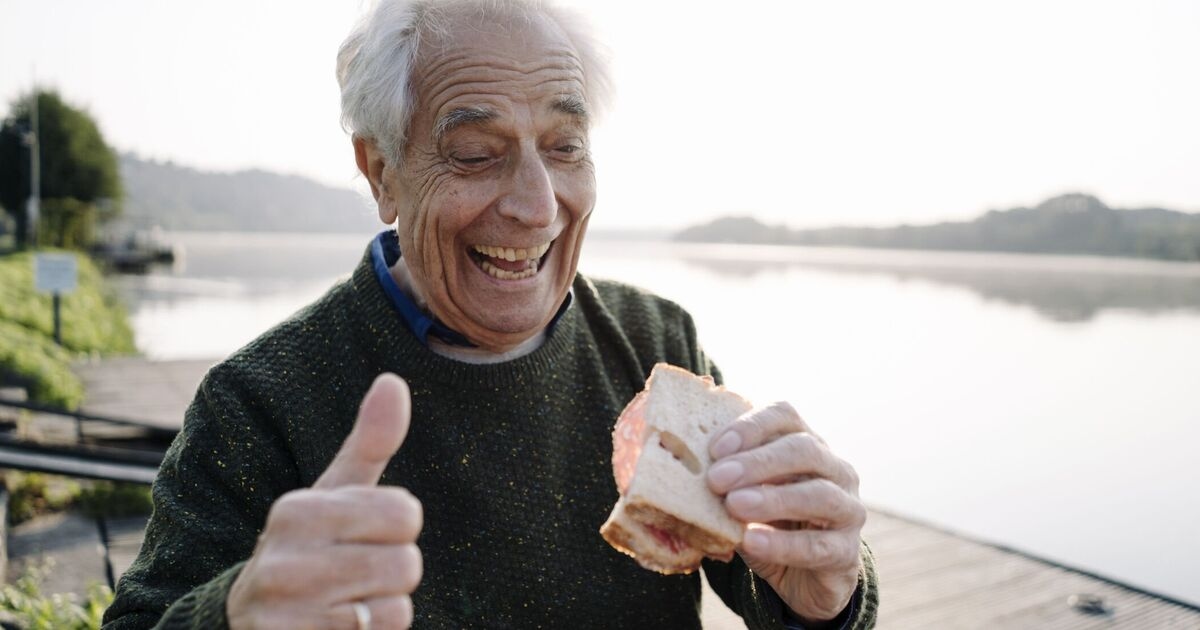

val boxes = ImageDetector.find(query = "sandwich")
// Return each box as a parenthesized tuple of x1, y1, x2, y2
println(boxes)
(600, 363, 753, 574)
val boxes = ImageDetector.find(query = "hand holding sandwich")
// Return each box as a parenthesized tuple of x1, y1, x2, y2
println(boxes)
(598, 364, 863, 623)
(706, 401, 865, 625)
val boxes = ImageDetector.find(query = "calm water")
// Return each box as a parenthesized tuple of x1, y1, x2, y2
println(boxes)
(111, 231, 1200, 605)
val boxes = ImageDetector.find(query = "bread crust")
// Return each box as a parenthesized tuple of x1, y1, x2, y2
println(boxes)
(600, 499, 705, 574)
(600, 363, 752, 574)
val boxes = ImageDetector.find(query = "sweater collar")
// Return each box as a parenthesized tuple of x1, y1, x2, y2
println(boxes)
(369, 230, 573, 348)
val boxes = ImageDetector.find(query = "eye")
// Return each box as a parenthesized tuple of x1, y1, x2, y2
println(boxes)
(553, 143, 585, 159)
(452, 155, 491, 166)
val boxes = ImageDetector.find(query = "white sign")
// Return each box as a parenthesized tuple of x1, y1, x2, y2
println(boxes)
(34, 253, 77, 294)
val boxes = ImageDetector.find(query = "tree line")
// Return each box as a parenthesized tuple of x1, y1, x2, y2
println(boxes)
(0, 89, 380, 245)
(675, 194, 1200, 262)
(0, 89, 122, 250)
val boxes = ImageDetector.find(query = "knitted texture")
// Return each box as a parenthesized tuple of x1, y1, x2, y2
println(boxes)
(103, 244, 878, 629)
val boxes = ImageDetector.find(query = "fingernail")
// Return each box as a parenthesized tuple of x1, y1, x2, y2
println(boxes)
(727, 488, 763, 512)
(743, 530, 768, 554)
(708, 460, 744, 489)
(712, 432, 742, 458)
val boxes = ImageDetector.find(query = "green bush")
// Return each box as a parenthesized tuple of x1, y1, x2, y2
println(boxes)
(0, 319, 85, 409)
(4, 471, 81, 526)
(4, 472, 152, 525)
(77, 480, 153, 519)
(0, 561, 112, 630)
(0, 250, 135, 409)
(0, 250, 135, 355)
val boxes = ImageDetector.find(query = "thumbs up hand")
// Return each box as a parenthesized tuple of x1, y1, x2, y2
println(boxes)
(228, 374, 423, 630)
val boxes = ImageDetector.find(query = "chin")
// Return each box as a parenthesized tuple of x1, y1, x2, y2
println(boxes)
(450, 260, 572, 345)
(468, 306, 553, 338)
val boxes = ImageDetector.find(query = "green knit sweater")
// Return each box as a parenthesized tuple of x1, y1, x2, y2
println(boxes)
(103, 245, 879, 629)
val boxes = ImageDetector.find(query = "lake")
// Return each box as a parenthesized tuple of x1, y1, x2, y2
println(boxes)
(110, 230, 1200, 606)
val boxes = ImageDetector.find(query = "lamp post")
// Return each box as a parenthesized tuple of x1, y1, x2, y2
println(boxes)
(25, 90, 40, 246)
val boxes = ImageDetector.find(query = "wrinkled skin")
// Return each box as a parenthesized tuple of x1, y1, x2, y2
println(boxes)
(355, 12, 596, 352)
(707, 402, 866, 625)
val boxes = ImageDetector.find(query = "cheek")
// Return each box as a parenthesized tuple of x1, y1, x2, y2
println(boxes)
(556, 168, 597, 221)
(397, 170, 457, 256)
(415, 184, 493, 271)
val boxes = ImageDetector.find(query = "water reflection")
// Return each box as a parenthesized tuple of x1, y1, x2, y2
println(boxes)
(668, 244, 1200, 323)
(108, 232, 369, 310)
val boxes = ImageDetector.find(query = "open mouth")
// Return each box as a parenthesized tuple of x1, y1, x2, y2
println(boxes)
(468, 241, 554, 281)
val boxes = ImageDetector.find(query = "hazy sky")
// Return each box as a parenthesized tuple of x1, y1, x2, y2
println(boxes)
(3, 0, 1198, 230)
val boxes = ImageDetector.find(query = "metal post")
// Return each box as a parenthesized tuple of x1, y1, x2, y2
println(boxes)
(27, 88, 40, 246)
(53, 292, 61, 345)
(96, 514, 116, 590)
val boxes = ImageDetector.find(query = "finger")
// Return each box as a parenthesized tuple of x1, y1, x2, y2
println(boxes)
(316, 373, 412, 489)
(709, 401, 816, 460)
(334, 595, 413, 630)
(320, 543, 423, 602)
(724, 478, 866, 529)
(265, 486, 423, 545)
(707, 431, 857, 494)
(738, 525, 862, 572)
(235, 543, 421, 610)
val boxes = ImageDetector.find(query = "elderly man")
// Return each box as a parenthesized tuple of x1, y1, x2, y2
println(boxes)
(104, 1, 878, 628)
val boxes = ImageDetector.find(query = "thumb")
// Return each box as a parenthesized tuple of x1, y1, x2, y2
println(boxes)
(315, 373, 411, 489)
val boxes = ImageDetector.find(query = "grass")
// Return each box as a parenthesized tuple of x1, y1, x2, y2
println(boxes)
(0, 319, 86, 409)
(0, 561, 112, 630)
(4, 471, 82, 525)
(77, 479, 154, 519)
(4, 471, 153, 525)
(0, 473, 151, 628)
(0, 249, 136, 409)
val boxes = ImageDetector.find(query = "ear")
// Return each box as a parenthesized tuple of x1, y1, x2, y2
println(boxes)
(353, 136, 398, 225)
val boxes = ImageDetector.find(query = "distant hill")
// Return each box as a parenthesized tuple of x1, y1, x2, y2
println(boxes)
(675, 194, 1200, 262)
(116, 154, 381, 233)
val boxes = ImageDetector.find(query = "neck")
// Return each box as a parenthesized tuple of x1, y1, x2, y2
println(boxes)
(429, 331, 546, 364)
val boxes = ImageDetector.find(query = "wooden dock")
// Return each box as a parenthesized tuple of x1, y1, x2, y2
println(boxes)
(859, 510, 1200, 628)
(72, 357, 216, 430)
(49, 359, 1200, 626)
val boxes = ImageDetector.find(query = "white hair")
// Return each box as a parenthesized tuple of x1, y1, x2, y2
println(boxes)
(336, 0, 612, 165)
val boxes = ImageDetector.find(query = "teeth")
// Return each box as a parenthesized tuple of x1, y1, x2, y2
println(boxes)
(480, 259, 538, 280)
(472, 241, 552, 261)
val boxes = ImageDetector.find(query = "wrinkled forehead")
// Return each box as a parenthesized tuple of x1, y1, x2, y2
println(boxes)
(409, 8, 588, 117)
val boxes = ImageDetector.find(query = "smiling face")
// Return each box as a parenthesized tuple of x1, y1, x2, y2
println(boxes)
(360, 10, 596, 353)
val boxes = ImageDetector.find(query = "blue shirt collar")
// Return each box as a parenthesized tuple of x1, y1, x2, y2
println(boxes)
(370, 230, 572, 348)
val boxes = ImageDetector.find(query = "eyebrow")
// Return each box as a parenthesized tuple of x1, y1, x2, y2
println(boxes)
(551, 94, 589, 121)
(433, 106, 498, 144)
(432, 95, 590, 144)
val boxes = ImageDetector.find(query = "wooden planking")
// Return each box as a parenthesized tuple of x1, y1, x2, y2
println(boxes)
(865, 510, 1200, 628)
(987, 570, 1200, 629)
(106, 515, 153, 580)
(72, 357, 214, 429)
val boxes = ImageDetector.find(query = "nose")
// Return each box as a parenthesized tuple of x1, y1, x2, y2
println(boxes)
(496, 147, 557, 228)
